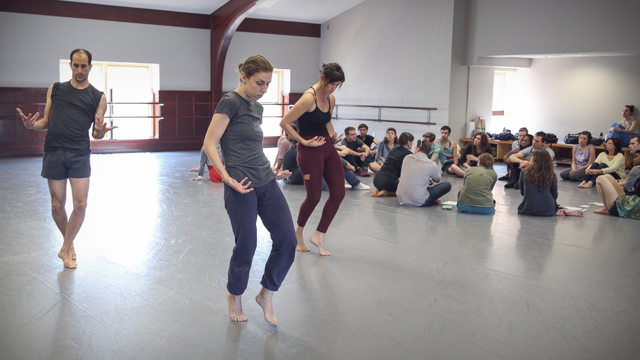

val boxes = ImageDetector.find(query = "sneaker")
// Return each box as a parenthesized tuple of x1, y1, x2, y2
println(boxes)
(344, 184, 352, 189)
(356, 169, 371, 177)
(498, 174, 509, 181)
(352, 183, 371, 190)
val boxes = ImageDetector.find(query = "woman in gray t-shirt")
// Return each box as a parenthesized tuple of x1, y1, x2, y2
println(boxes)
(203, 55, 296, 325)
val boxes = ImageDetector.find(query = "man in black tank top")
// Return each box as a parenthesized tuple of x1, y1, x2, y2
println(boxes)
(17, 49, 116, 269)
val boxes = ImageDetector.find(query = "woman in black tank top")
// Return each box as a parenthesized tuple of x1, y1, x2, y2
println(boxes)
(280, 63, 346, 256)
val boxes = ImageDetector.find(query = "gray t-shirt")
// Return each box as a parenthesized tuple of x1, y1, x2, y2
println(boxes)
(396, 152, 441, 206)
(518, 145, 555, 160)
(215, 91, 274, 188)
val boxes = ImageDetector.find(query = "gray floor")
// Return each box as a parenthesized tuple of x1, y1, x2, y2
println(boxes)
(0, 150, 638, 360)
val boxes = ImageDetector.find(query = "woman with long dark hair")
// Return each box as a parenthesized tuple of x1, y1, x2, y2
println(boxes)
(518, 150, 583, 216)
(578, 137, 625, 188)
(449, 132, 492, 177)
(280, 63, 346, 256)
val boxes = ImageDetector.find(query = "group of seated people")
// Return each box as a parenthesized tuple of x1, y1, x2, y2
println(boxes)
(191, 117, 640, 220)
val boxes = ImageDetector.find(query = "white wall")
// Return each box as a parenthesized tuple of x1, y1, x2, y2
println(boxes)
(319, 0, 455, 141)
(0, 12, 210, 90)
(223, 32, 320, 93)
(467, 0, 640, 63)
(507, 56, 640, 138)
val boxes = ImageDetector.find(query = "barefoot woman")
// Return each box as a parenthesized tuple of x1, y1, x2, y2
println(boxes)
(204, 55, 296, 324)
(280, 63, 346, 256)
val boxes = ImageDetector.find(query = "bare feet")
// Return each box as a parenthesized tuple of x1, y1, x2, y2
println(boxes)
(372, 189, 390, 197)
(227, 293, 248, 322)
(255, 288, 277, 325)
(295, 226, 309, 252)
(564, 209, 584, 217)
(309, 231, 330, 256)
(69, 244, 76, 260)
(593, 207, 610, 214)
(578, 181, 593, 188)
(58, 250, 77, 269)
(556, 209, 585, 217)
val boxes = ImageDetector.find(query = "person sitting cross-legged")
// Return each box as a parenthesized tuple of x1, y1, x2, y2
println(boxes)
(457, 153, 497, 214)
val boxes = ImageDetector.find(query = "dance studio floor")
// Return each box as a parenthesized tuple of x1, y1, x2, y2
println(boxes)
(0, 150, 638, 360)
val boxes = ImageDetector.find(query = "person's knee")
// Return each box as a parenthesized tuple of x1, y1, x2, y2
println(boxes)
(72, 198, 88, 214)
(51, 198, 65, 215)
(443, 182, 452, 192)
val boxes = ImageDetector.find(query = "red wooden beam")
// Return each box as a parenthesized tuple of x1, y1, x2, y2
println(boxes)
(210, 0, 259, 106)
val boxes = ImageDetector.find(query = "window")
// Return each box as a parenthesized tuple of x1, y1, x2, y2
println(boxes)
(492, 71, 505, 117)
(258, 69, 290, 137)
(59, 60, 160, 140)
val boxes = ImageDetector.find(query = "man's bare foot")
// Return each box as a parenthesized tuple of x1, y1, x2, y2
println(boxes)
(593, 207, 610, 214)
(309, 231, 330, 256)
(255, 288, 277, 325)
(295, 226, 309, 252)
(227, 293, 247, 322)
(371, 189, 379, 197)
(69, 244, 76, 260)
(58, 250, 77, 269)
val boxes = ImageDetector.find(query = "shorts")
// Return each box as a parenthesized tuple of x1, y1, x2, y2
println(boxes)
(41, 150, 91, 180)
(441, 160, 454, 174)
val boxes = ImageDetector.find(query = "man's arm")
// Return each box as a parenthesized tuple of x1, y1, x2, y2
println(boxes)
(17, 84, 53, 131)
(508, 152, 525, 164)
(92, 95, 116, 139)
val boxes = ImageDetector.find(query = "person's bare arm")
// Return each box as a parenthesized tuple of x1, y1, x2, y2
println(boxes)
(204, 113, 253, 193)
(280, 92, 325, 148)
(17, 85, 54, 131)
(92, 95, 117, 139)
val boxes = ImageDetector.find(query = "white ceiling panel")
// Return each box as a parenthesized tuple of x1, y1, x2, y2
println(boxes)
(59, 0, 367, 23)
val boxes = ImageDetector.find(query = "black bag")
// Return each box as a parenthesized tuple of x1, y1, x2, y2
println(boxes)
(564, 133, 579, 144)
(590, 138, 605, 146)
(546, 133, 558, 144)
(495, 130, 517, 141)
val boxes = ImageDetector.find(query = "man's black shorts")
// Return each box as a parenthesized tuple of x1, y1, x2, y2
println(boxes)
(41, 150, 91, 180)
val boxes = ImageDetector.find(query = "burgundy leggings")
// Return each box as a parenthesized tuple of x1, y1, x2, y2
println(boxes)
(296, 136, 346, 233)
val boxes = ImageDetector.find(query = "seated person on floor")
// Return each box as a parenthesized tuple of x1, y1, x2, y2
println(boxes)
(506, 131, 556, 189)
(518, 150, 583, 217)
(449, 132, 492, 178)
(607, 105, 638, 148)
(396, 138, 452, 207)
(457, 153, 498, 214)
(341, 126, 372, 176)
(370, 127, 399, 173)
(434, 125, 460, 176)
(358, 123, 380, 162)
(418, 132, 440, 162)
(593, 151, 640, 219)
(189, 145, 223, 182)
(371, 132, 414, 197)
(273, 123, 297, 171)
(578, 137, 625, 188)
(499, 134, 532, 181)
(560, 131, 596, 182)
(512, 127, 529, 150)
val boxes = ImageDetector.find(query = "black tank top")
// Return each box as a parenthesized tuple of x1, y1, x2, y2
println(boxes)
(297, 88, 331, 137)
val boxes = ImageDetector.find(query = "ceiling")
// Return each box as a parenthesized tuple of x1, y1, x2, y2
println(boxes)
(59, 0, 367, 24)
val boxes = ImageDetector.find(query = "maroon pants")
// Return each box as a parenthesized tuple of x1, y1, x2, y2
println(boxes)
(296, 136, 345, 233)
